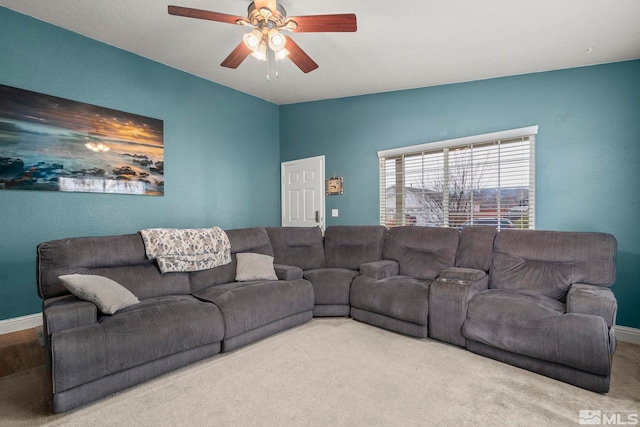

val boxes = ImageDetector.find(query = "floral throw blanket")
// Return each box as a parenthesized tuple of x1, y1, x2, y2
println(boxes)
(139, 227, 231, 273)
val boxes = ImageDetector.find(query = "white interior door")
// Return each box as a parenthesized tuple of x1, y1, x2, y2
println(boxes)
(281, 155, 325, 229)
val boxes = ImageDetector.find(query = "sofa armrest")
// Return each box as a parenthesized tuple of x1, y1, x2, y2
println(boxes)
(436, 267, 487, 283)
(567, 283, 617, 328)
(43, 295, 98, 336)
(273, 264, 304, 281)
(359, 260, 399, 280)
(429, 267, 489, 347)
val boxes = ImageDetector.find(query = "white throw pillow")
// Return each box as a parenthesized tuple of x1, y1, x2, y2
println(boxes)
(59, 274, 140, 314)
(235, 253, 278, 281)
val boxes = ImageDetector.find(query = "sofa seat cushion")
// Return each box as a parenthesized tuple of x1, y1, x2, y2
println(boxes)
(350, 275, 431, 325)
(193, 279, 314, 339)
(51, 295, 224, 392)
(303, 268, 359, 306)
(100, 295, 224, 370)
(463, 289, 611, 375)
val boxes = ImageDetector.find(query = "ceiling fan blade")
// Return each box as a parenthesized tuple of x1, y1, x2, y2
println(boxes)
(284, 36, 318, 73)
(220, 42, 252, 69)
(254, 0, 277, 12)
(168, 5, 247, 25)
(287, 14, 357, 32)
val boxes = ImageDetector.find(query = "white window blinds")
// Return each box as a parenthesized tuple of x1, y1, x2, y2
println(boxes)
(378, 126, 537, 230)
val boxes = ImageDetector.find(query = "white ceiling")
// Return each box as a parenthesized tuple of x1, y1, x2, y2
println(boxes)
(2, 0, 639, 105)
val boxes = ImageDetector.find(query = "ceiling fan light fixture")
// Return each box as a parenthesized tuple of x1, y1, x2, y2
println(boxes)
(242, 28, 263, 50)
(267, 29, 286, 51)
(250, 42, 268, 61)
(275, 48, 289, 60)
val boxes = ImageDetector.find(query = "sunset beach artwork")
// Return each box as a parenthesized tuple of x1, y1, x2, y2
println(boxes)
(0, 84, 164, 196)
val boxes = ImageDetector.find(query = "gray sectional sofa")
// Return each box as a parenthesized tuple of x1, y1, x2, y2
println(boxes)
(36, 224, 618, 413)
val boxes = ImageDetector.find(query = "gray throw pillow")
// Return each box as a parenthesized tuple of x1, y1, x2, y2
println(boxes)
(59, 274, 140, 314)
(235, 253, 278, 281)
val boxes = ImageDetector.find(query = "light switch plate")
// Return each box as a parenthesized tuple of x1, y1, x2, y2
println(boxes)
(331, 209, 339, 217)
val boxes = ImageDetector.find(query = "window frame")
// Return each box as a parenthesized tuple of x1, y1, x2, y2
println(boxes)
(378, 126, 538, 229)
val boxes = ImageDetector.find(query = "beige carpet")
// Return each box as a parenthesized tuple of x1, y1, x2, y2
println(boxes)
(1, 318, 638, 426)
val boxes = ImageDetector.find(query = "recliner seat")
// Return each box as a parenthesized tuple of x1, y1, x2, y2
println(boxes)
(462, 229, 617, 392)
(350, 226, 460, 338)
(267, 225, 386, 317)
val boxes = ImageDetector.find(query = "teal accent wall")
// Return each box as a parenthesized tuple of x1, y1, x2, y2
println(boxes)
(0, 7, 280, 320)
(280, 61, 640, 329)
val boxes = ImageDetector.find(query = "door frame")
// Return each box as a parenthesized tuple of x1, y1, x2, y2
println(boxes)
(281, 155, 325, 229)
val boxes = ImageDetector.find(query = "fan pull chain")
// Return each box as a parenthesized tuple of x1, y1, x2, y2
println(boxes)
(265, 48, 280, 82)
(267, 49, 271, 82)
(266, 48, 271, 82)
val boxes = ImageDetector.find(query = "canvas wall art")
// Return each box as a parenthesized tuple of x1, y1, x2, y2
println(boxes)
(0, 84, 164, 196)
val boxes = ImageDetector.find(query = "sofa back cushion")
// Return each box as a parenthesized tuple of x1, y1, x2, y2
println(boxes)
(37, 233, 190, 300)
(266, 227, 325, 270)
(490, 229, 617, 301)
(455, 226, 497, 271)
(383, 226, 460, 280)
(324, 225, 387, 270)
(189, 227, 274, 292)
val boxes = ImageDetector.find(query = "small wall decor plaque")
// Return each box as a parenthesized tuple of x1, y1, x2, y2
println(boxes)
(0, 83, 164, 196)
(326, 175, 343, 196)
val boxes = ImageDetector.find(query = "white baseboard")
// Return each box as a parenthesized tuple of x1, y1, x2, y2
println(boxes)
(616, 326, 640, 345)
(0, 313, 43, 335)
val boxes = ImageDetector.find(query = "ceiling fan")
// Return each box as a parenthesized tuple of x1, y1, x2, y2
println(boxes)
(168, 1, 357, 73)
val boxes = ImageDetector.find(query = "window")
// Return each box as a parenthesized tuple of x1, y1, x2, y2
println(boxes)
(378, 126, 537, 230)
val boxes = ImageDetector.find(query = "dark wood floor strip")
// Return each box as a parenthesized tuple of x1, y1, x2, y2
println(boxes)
(0, 328, 46, 377)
